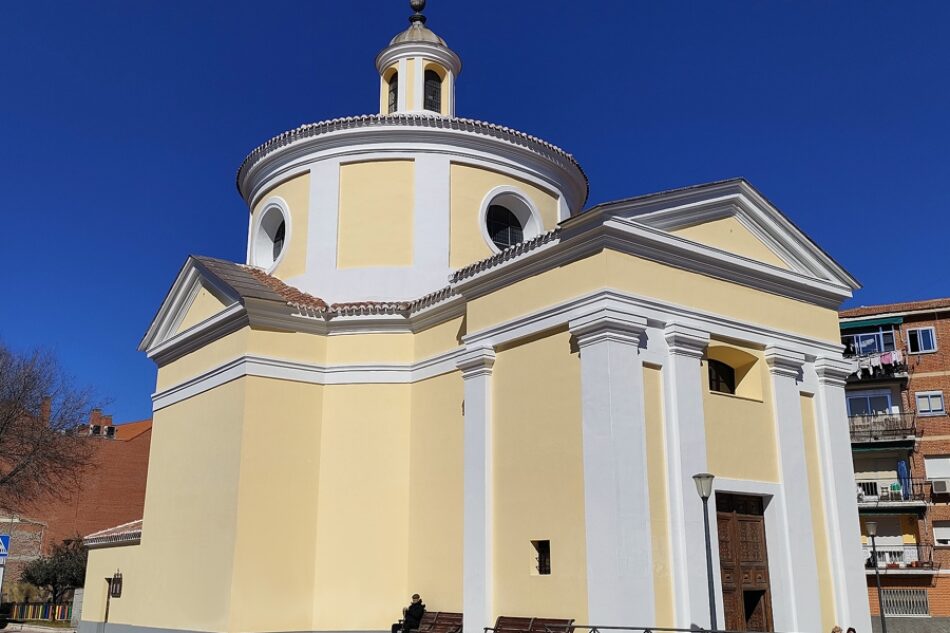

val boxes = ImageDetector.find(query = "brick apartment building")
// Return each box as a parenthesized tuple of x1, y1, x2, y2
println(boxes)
(839, 297, 950, 627)
(0, 411, 151, 601)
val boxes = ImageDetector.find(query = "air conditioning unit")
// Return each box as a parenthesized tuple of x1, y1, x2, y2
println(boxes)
(932, 479, 950, 495)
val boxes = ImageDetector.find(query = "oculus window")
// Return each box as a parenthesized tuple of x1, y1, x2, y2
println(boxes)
(486, 204, 524, 250)
(253, 203, 289, 271)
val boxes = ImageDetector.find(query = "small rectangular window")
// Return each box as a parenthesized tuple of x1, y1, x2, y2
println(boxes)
(707, 360, 736, 395)
(924, 455, 950, 479)
(935, 522, 950, 546)
(916, 391, 946, 416)
(531, 540, 551, 575)
(908, 327, 937, 354)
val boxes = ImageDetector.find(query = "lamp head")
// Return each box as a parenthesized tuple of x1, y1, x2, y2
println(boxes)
(866, 521, 878, 537)
(693, 472, 715, 500)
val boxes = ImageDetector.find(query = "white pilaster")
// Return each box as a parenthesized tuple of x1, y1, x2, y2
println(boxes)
(814, 357, 873, 633)
(662, 323, 712, 629)
(413, 154, 450, 273)
(397, 58, 408, 112)
(413, 57, 424, 111)
(458, 345, 496, 633)
(569, 306, 654, 625)
(764, 346, 821, 633)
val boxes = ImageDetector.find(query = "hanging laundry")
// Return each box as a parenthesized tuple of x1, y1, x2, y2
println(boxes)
(893, 350, 904, 364)
(881, 351, 893, 365)
(870, 354, 882, 369)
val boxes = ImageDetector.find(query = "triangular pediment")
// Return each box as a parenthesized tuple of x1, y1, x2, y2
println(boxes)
(139, 258, 244, 354)
(585, 178, 859, 290)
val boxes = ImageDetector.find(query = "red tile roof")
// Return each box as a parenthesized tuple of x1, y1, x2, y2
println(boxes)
(840, 297, 950, 318)
(83, 518, 143, 548)
(114, 419, 152, 441)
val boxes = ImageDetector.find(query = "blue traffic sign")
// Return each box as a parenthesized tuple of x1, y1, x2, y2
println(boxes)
(0, 535, 9, 558)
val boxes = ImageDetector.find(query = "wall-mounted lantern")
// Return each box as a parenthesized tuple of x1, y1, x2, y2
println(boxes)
(110, 571, 123, 598)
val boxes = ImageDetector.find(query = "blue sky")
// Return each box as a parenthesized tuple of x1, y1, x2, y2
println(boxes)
(2, 1, 948, 422)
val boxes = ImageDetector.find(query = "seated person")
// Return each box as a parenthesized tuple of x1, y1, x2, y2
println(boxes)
(391, 594, 425, 633)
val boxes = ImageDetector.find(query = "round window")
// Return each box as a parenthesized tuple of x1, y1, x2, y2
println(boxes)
(253, 203, 289, 270)
(479, 188, 541, 253)
(486, 205, 523, 250)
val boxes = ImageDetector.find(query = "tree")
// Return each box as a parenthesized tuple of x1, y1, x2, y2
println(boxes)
(20, 538, 88, 604)
(0, 342, 97, 510)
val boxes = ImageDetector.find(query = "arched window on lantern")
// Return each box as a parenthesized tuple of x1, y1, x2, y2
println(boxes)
(388, 72, 399, 114)
(424, 69, 442, 113)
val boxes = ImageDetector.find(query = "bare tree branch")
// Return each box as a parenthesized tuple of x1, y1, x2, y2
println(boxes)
(0, 342, 100, 511)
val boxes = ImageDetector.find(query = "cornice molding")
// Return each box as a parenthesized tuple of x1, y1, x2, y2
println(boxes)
(814, 356, 855, 387)
(568, 301, 648, 350)
(456, 345, 496, 379)
(237, 115, 588, 211)
(663, 323, 710, 359)
(764, 345, 807, 379)
(375, 41, 461, 75)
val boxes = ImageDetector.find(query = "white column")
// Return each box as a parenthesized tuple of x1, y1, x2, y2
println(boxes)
(814, 357, 873, 633)
(662, 323, 712, 629)
(764, 346, 821, 633)
(458, 345, 496, 633)
(569, 307, 654, 625)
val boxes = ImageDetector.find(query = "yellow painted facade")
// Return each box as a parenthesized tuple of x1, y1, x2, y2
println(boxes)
(174, 285, 229, 335)
(702, 348, 780, 484)
(449, 163, 560, 268)
(671, 215, 791, 270)
(337, 160, 415, 268)
(85, 11, 866, 633)
(643, 365, 675, 627)
(252, 172, 310, 278)
(801, 394, 838, 632)
(492, 330, 588, 621)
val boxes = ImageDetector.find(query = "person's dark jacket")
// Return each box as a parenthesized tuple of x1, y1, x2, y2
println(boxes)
(404, 602, 426, 632)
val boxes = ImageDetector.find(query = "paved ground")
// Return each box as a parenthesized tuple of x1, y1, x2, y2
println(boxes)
(1, 625, 75, 633)
(870, 617, 950, 633)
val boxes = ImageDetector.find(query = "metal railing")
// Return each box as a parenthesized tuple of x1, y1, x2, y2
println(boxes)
(855, 478, 930, 504)
(864, 543, 936, 570)
(485, 625, 790, 633)
(881, 588, 930, 616)
(849, 412, 917, 443)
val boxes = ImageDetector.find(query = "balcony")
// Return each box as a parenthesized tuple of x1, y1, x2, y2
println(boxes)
(856, 478, 929, 513)
(844, 350, 908, 384)
(864, 543, 938, 575)
(849, 412, 917, 446)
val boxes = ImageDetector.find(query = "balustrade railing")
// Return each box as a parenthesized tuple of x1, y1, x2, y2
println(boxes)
(863, 543, 936, 570)
(855, 477, 929, 504)
(849, 412, 916, 443)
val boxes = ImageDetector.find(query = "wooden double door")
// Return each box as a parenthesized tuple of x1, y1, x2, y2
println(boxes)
(717, 493, 774, 632)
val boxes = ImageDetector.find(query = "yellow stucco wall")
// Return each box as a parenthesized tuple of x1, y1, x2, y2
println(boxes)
(671, 216, 790, 270)
(414, 315, 465, 360)
(449, 163, 560, 269)
(644, 364, 675, 627)
(313, 384, 412, 629)
(228, 377, 323, 632)
(337, 160, 414, 268)
(326, 332, 414, 364)
(492, 330, 588, 621)
(405, 58, 416, 112)
(175, 285, 230, 335)
(155, 328, 250, 391)
(252, 172, 310, 279)
(702, 345, 780, 483)
(84, 379, 248, 630)
(800, 394, 837, 632)
(407, 373, 464, 610)
(381, 64, 398, 114)
(465, 250, 841, 343)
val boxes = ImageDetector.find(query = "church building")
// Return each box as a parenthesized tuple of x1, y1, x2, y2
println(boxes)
(82, 3, 872, 633)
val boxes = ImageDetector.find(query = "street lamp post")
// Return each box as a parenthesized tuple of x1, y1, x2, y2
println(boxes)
(693, 473, 718, 631)
(866, 521, 888, 633)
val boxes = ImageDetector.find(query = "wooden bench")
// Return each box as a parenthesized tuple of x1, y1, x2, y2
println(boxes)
(410, 611, 463, 633)
(494, 616, 574, 633)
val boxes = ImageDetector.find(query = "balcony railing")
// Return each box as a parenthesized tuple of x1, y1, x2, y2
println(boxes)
(864, 544, 937, 573)
(855, 478, 930, 506)
(849, 412, 917, 443)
